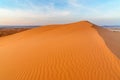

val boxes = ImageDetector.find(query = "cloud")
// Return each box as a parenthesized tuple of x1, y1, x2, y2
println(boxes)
(68, 0, 80, 7)
(1, 0, 120, 25)
(0, 0, 79, 25)
(0, 6, 71, 25)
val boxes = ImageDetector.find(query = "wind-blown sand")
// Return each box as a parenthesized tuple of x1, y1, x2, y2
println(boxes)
(0, 21, 119, 80)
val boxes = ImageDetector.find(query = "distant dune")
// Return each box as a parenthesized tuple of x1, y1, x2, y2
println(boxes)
(0, 21, 119, 80)
(0, 28, 29, 37)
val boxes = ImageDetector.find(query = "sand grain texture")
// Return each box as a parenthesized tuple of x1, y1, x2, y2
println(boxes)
(0, 21, 120, 80)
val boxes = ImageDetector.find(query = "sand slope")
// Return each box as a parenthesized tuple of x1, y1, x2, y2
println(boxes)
(0, 21, 120, 80)
(95, 26, 120, 58)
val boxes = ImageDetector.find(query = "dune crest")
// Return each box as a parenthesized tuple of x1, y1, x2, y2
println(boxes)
(0, 21, 120, 80)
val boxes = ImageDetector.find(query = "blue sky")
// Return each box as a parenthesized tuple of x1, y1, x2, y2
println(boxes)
(0, 0, 120, 25)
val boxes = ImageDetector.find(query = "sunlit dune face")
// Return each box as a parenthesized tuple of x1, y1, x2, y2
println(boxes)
(0, 21, 119, 80)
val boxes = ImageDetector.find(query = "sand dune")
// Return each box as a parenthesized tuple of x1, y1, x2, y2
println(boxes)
(0, 28, 29, 37)
(0, 21, 120, 80)
(95, 26, 120, 58)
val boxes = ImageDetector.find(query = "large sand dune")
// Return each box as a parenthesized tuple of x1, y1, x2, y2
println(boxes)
(0, 21, 119, 80)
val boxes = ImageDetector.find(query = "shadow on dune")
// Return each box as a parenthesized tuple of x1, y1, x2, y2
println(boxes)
(93, 25, 120, 59)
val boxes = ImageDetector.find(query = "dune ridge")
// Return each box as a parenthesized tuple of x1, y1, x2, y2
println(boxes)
(0, 21, 120, 80)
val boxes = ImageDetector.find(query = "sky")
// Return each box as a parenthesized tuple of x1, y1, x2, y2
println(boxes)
(0, 0, 120, 25)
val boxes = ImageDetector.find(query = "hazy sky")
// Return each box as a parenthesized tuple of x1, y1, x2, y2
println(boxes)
(0, 0, 120, 25)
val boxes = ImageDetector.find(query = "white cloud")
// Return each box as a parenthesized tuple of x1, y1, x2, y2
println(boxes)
(68, 0, 80, 7)
(1, 0, 120, 25)
(0, 0, 77, 25)
(0, 6, 71, 25)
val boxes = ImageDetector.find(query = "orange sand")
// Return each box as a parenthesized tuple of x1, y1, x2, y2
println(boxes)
(0, 21, 119, 80)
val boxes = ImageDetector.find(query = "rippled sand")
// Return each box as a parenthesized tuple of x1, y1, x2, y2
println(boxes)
(0, 21, 119, 80)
